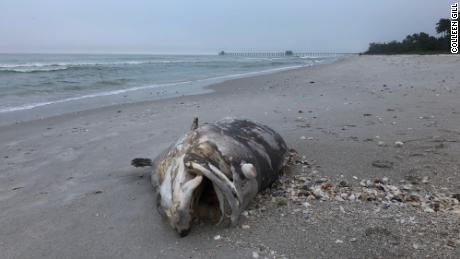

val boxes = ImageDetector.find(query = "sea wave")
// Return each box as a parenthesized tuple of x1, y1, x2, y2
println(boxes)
(0, 56, 317, 73)
(0, 64, 305, 113)
(0, 59, 215, 73)
(0, 81, 190, 113)
(0, 66, 69, 73)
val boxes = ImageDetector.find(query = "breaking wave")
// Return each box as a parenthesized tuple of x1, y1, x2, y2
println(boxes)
(0, 64, 70, 73)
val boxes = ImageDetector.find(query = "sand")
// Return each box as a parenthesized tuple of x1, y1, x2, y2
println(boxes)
(1, 55, 459, 258)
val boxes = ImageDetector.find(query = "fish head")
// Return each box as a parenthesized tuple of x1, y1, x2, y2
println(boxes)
(153, 131, 243, 236)
(155, 149, 205, 237)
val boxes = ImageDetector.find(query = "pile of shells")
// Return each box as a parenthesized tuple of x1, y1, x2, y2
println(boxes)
(260, 150, 460, 214)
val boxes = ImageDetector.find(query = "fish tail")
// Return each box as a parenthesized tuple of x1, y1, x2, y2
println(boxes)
(131, 158, 153, 167)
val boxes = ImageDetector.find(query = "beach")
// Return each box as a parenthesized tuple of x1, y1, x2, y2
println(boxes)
(1, 55, 459, 258)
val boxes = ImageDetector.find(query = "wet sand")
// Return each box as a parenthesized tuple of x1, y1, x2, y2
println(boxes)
(1, 55, 459, 258)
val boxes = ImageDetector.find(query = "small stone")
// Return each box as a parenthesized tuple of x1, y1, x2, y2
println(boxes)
(252, 251, 259, 258)
(241, 225, 250, 229)
(300, 136, 307, 140)
(447, 240, 456, 248)
(377, 141, 386, 146)
(335, 195, 344, 201)
(431, 202, 440, 212)
(372, 160, 394, 169)
(350, 238, 357, 242)
(452, 194, 460, 201)
(407, 193, 421, 202)
(214, 235, 222, 241)
(349, 193, 356, 201)
(404, 175, 420, 185)
(373, 178, 384, 185)
(394, 141, 404, 147)
(335, 239, 344, 244)
(412, 243, 421, 249)
(382, 203, 391, 209)
(302, 202, 311, 208)
(321, 183, 334, 191)
(276, 197, 288, 206)
(360, 192, 369, 201)
(401, 184, 413, 191)
(338, 180, 350, 187)
(360, 179, 372, 187)
(422, 176, 429, 184)
(452, 208, 460, 215)
(300, 184, 312, 192)
(423, 206, 435, 213)
(316, 178, 328, 184)
(435, 143, 445, 149)
(391, 194, 403, 202)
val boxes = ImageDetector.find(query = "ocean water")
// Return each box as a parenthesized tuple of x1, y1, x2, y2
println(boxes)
(0, 54, 337, 125)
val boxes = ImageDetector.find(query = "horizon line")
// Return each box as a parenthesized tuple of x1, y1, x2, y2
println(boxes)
(0, 50, 361, 56)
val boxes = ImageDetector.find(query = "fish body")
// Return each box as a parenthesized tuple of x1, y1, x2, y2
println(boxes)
(132, 118, 288, 236)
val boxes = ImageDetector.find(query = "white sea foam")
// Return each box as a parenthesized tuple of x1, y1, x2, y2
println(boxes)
(0, 66, 69, 73)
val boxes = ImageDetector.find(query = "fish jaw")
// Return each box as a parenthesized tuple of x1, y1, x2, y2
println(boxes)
(156, 152, 204, 236)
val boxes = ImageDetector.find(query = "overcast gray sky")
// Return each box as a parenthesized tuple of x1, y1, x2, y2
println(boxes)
(0, 0, 452, 54)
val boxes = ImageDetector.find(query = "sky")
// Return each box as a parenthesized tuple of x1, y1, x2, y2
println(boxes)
(0, 0, 453, 54)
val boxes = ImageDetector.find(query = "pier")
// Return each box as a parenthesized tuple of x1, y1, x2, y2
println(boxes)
(218, 51, 356, 57)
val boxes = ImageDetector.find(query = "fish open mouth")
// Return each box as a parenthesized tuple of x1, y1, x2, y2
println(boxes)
(185, 161, 240, 226)
(192, 176, 223, 224)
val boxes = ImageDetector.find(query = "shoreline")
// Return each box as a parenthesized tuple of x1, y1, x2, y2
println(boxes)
(0, 57, 341, 129)
(1, 55, 459, 258)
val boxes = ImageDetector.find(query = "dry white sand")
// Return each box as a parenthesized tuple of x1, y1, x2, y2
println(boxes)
(1, 55, 460, 258)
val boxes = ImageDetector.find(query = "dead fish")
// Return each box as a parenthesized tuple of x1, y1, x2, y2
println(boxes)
(132, 117, 288, 236)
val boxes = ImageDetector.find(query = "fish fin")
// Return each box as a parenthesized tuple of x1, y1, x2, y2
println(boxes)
(190, 117, 199, 130)
(241, 163, 257, 179)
